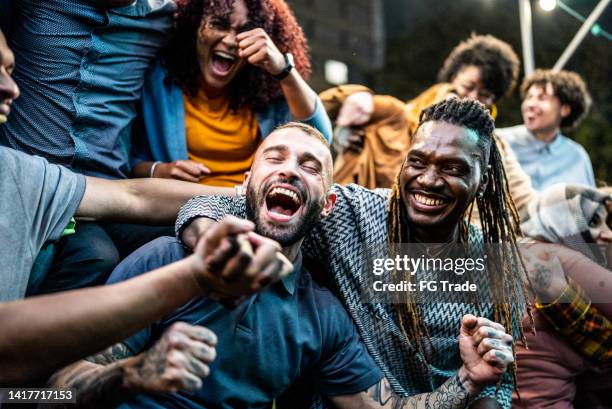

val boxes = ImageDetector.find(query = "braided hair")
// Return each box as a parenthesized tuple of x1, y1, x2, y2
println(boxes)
(387, 98, 532, 378)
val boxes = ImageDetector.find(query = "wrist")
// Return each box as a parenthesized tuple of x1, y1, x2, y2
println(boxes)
(119, 355, 145, 391)
(458, 365, 483, 398)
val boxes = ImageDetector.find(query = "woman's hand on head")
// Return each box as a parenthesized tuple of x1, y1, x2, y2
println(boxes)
(236, 28, 286, 76)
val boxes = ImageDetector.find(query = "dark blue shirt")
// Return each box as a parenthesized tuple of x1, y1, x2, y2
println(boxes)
(0, 0, 174, 179)
(107, 237, 383, 409)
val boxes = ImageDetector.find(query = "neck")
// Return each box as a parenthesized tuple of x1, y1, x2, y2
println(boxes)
(532, 127, 559, 143)
(411, 223, 460, 244)
(282, 239, 304, 262)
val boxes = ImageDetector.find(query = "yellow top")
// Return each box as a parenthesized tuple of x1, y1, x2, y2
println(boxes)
(184, 90, 260, 187)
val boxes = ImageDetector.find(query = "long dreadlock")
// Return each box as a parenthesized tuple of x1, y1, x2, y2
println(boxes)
(386, 98, 532, 381)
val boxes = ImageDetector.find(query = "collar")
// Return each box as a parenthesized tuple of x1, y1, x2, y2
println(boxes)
(524, 127, 563, 150)
(279, 251, 302, 296)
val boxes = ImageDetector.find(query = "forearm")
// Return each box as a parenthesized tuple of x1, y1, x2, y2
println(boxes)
(78, 176, 235, 224)
(280, 69, 317, 119)
(46, 358, 133, 408)
(334, 368, 478, 409)
(0, 256, 200, 385)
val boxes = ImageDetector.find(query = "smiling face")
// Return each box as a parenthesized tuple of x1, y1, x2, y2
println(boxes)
(0, 31, 19, 124)
(521, 83, 570, 139)
(244, 127, 335, 247)
(399, 121, 486, 238)
(196, 0, 250, 97)
(587, 199, 612, 245)
(451, 65, 495, 108)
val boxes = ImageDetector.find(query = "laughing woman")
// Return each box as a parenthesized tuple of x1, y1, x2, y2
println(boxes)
(131, 0, 331, 186)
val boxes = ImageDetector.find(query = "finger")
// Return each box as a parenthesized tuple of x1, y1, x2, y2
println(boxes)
(461, 314, 479, 334)
(203, 216, 255, 249)
(247, 242, 281, 278)
(206, 237, 241, 274)
(239, 39, 264, 58)
(175, 323, 218, 346)
(246, 231, 281, 251)
(164, 367, 203, 393)
(220, 240, 253, 281)
(186, 341, 217, 365)
(176, 161, 206, 177)
(237, 33, 262, 52)
(252, 258, 284, 290)
(247, 47, 268, 66)
(199, 164, 212, 174)
(184, 355, 211, 379)
(476, 338, 508, 356)
(473, 326, 513, 345)
(236, 28, 265, 42)
(476, 317, 506, 332)
(483, 349, 514, 367)
(171, 168, 201, 183)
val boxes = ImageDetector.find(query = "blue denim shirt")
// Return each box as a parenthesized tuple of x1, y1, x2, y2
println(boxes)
(497, 125, 595, 191)
(0, 0, 175, 179)
(130, 59, 333, 167)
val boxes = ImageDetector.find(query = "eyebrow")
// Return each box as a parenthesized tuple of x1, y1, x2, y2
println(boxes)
(300, 152, 323, 171)
(409, 150, 474, 167)
(262, 145, 289, 155)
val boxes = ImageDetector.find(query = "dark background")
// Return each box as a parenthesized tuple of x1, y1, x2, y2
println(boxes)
(289, 0, 612, 184)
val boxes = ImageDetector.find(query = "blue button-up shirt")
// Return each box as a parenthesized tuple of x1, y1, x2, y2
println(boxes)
(497, 125, 595, 191)
(107, 238, 383, 409)
(0, 0, 174, 179)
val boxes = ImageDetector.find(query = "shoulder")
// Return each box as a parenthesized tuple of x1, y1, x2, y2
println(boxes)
(332, 183, 390, 203)
(496, 125, 529, 144)
(559, 135, 591, 159)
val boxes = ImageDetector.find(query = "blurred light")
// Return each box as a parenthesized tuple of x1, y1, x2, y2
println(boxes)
(591, 24, 602, 36)
(324, 60, 348, 85)
(539, 0, 557, 11)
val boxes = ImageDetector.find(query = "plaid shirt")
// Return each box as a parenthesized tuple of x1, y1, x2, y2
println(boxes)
(536, 278, 612, 367)
(176, 184, 523, 408)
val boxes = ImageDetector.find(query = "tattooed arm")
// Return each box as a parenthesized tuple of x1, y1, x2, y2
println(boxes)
(331, 370, 473, 409)
(47, 323, 217, 408)
(330, 315, 514, 409)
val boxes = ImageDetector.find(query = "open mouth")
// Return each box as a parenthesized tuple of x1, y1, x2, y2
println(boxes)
(264, 185, 304, 223)
(410, 191, 451, 213)
(210, 50, 237, 76)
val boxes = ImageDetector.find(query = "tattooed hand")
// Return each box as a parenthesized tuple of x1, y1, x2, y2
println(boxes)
(521, 243, 568, 302)
(123, 322, 217, 394)
(458, 315, 514, 394)
(190, 215, 292, 305)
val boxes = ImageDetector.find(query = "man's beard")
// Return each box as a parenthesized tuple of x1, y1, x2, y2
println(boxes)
(245, 178, 323, 247)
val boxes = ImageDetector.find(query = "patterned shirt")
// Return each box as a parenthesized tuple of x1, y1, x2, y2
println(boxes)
(0, 0, 174, 179)
(175, 184, 519, 408)
(537, 278, 612, 367)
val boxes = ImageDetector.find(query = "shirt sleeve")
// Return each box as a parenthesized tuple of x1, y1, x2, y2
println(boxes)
(536, 278, 612, 367)
(175, 195, 247, 246)
(315, 291, 384, 396)
(7, 149, 86, 247)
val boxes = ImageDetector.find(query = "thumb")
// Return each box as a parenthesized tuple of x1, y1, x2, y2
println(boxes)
(461, 314, 478, 334)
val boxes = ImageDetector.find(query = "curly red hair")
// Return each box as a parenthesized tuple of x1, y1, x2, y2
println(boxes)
(163, 0, 311, 112)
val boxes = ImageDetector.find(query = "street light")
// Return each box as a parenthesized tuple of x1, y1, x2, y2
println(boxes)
(539, 0, 557, 11)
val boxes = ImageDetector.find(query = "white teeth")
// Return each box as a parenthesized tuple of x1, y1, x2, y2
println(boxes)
(213, 51, 236, 61)
(414, 193, 445, 206)
(269, 187, 300, 205)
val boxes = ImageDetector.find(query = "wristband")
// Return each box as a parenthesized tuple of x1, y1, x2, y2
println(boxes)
(150, 161, 161, 178)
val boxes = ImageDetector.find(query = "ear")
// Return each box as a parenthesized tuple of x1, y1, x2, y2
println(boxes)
(477, 165, 491, 198)
(241, 171, 251, 193)
(320, 191, 337, 218)
(560, 104, 571, 119)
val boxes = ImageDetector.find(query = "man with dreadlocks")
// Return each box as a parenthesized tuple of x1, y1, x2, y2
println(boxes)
(176, 98, 529, 408)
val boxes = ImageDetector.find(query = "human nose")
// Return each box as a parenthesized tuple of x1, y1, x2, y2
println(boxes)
(598, 223, 612, 243)
(416, 166, 443, 188)
(0, 69, 19, 103)
(221, 30, 238, 51)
